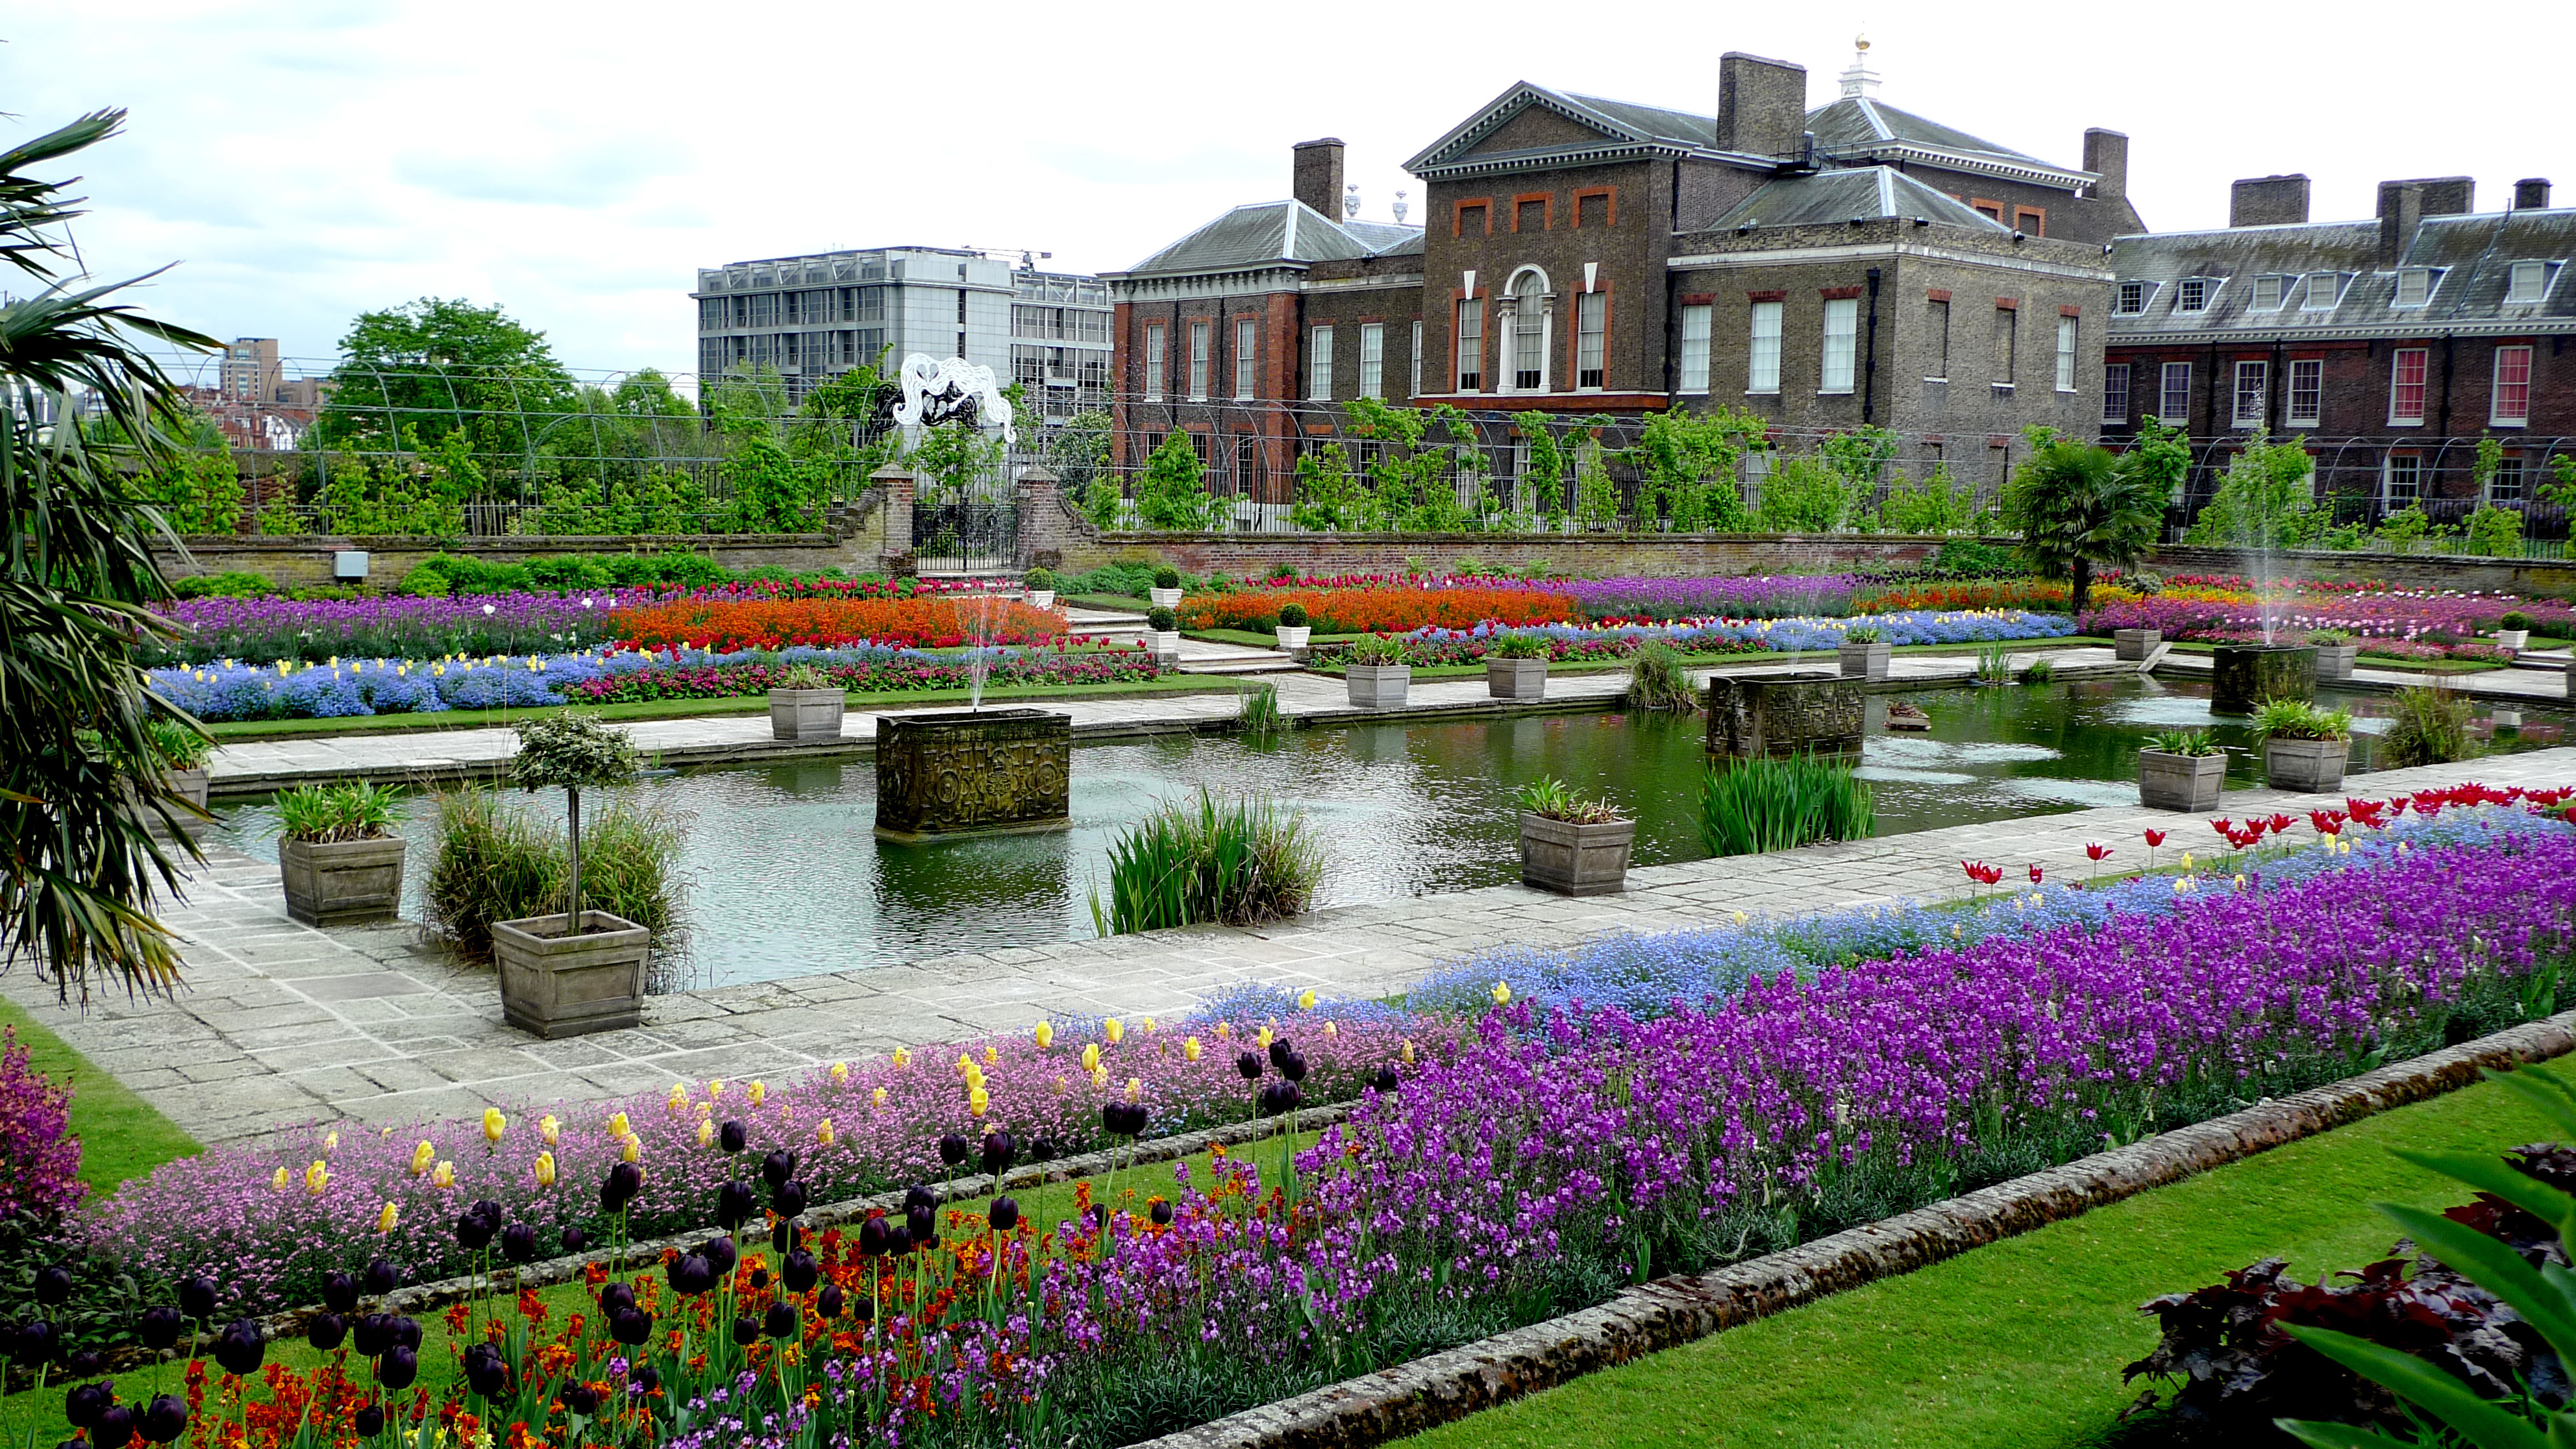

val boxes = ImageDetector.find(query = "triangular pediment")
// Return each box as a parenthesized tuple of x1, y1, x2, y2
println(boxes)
(1405, 83, 1646, 174)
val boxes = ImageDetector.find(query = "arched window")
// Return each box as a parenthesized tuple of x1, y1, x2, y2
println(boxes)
(1511, 270, 1550, 392)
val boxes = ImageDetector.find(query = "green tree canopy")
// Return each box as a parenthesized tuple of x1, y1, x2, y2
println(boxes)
(308, 297, 577, 454)
(2001, 438, 2166, 617)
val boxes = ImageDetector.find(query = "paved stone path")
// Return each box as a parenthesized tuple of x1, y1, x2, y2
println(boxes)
(9, 745, 2570, 1157)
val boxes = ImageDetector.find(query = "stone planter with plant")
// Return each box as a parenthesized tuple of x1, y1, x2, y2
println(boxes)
(1274, 601, 1311, 654)
(2138, 727, 2228, 812)
(493, 715, 651, 1039)
(1147, 565, 1183, 610)
(2496, 610, 2534, 653)
(130, 717, 216, 842)
(2254, 699, 2353, 793)
(1024, 566, 1057, 612)
(276, 780, 406, 926)
(767, 662, 847, 743)
(2309, 630, 2360, 682)
(2112, 627, 2161, 662)
(1485, 630, 1551, 700)
(1145, 605, 1180, 662)
(1837, 625, 1892, 681)
(1345, 633, 1411, 710)
(1516, 776, 1632, 896)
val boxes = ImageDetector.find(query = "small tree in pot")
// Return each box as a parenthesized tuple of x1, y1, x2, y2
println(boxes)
(1148, 565, 1183, 610)
(1023, 566, 1057, 611)
(1274, 601, 1311, 653)
(493, 715, 650, 1037)
(1144, 604, 1180, 660)
(2253, 699, 2353, 793)
(2496, 610, 2534, 652)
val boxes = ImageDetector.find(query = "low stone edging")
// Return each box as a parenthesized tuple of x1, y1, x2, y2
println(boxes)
(1133, 1008, 2576, 1449)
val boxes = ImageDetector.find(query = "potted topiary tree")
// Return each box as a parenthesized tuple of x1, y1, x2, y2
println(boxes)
(492, 715, 650, 1038)
(1516, 776, 1632, 895)
(1485, 630, 1551, 700)
(1024, 567, 1057, 612)
(1144, 605, 1180, 661)
(1148, 565, 1183, 610)
(2254, 699, 2353, 793)
(1345, 633, 1411, 710)
(2138, 727, 2228, 811)
(767, 662, 847, 743)
(1837, 625, 1892, 681)
(2309, 629, 2360, 682)
(276, 780, 406, 926)
(1274, 601, 1311, 654)
(2496, 610, 2534, 654)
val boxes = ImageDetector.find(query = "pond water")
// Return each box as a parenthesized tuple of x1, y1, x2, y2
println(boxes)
(212, 677, 2568, 987)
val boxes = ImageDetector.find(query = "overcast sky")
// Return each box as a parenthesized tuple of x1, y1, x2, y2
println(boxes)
(9, 0, 2570, 383)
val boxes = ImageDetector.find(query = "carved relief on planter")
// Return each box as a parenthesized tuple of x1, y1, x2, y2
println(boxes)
(874, 709, 1072, 841)
(1705, 673, 1864, 761)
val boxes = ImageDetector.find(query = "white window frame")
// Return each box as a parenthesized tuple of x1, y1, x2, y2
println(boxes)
(2102, 362, 2129, 423)
(2301, 273, 2342, 311)
(2174, 277, 2214, 314)
(2248, 275, 2285, 310)
(1233, 318, 1257, 400)
(2388, 346, 2428, 425)
(1358, 322, 1385, 399)
(1820, 297, 1859, 394)
(2503, 260, 2551, 306)
(1143, 323, 1165, 401)
(1308, 326, 1334, 401)
(2055, 316, 2078, 392)
(2490, 453, 2526, 504)
(1678, 303, 1712, 393)
(1506, 269, 1551, 393)
(1575, 291, 1606, 391)
(1747, 301, 1783, 395)
(2232, 360, 2268, 428)
(2392, 267, 2436, 308)
(2288, 358, 2323, 426)
(2383, 452, 2421, 506)
(2492, 344, 2534, 427)
(1410, 320, 1424, 398)
(1187, 320, 1209, 401)
(2159, 361, 2192, 424)
(2114, 280, 2153, 316)
(1455, 299, 1483, 393)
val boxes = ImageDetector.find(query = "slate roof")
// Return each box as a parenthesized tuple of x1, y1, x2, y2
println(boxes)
(1803, 96, 2057, 175)
(1709, 166, 2012, 232)
(2107, 208, 2576, 339)
(1117, 201, 1424, 277)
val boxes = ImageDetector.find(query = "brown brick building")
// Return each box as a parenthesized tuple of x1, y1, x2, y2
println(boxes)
(1106, 44, 2126, 504)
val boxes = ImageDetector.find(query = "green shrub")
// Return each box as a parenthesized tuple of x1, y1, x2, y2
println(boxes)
(2500, 610, 2536, 633)
(1152, 565, 1182, 589)
(1276, 602, 1308, 629)
(2253, 699, 2352, 742)
(1927, 538, 2024, 578)
(1626, 639, 1693, 712)
(1145, 606, 1178, 632)
(169, 571, 279, 599)
(275, 781, 401, 843)
(1023, 566, 1055, 591)
(1089, 789, 1321, 935)
(423, 787, 687, 965)
(2382, 685, 2475, 768)
(1488, 631, 1552, 659)
(1698, 754, 1875, 857)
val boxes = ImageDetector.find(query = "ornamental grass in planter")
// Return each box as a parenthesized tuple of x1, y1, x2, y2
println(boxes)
(2140, 727, 2228, 811)
(1345, 632, 1411, 710)
(1089, 787, 1321, 934)
(1517, 776, 1633, 895)
(2254, 699, 2354, 794)
(1626, 638, 1694, 712)
(765, 662, 847, 743)
(2383, 683, 2478, 769)
(274, 780, 406, 926)
(1485, 630, 1551, 700)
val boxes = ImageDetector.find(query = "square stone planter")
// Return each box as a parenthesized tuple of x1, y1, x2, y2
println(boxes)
(1148, 586, 1183, 609)
(1027, 589, 1056, 610)
(2113, 628, 2161, 662)
(1346, 663, 1411, 710)
(1147, 630, 1180, 663)
(2496, 629, 2529, 653)
(135, 767, 210, 843)
(1837, 641, 1891, 681)
(2314, 643, 2360, 682)
(1275, 625, 1311, 653)
(2211, 643, 2316, 713)
(279, 835, 406, 926)
(494, 910, 650, 1039)
(2138, 748, 2227, 811)
(2264, 736, 2350, 793)
(768, 687, 848, 743)
(1519, 813, 1635, 896)
(1486, 657, 1548, 700)
(875, 708, 1072, 841)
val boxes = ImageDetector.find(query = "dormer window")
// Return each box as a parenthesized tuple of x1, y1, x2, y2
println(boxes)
(2302, 272, 2343, 310)
(2248, 275, 2285, 310)
(2114, 280, 2153, 315)
(2174, 277, 2213, 314)
(2392, 267, 2438, 308)
(2505, 260, 2555, 304)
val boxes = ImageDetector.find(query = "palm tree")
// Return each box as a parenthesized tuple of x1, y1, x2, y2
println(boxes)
(2, 110, 219, 1001)
(2000, 438, 2167, 617)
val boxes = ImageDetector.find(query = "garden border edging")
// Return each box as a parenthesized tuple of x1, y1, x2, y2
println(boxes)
(1132, 1007, 2576, 1449)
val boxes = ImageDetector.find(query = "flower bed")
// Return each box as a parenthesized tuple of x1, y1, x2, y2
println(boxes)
(1174, 585, 1579, 635)
(150, 593, 650, 667)
(1331, 610, 2073, 666)
(1851, 576, 2100, 614)
(613, 596, 1065, 651)
(1561, 574, 1859, 621)
(565, 649, 1163, 704)
(2084, 588, 2576, 652)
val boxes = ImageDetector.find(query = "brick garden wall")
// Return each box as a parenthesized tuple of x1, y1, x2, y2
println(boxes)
(156, 531, 880, 589)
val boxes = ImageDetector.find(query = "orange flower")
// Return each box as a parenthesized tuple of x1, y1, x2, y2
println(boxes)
(1176, 586, 1578, 636)
(614, 596, 1067, 652)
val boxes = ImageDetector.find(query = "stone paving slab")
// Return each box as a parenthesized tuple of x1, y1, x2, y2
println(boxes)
(8, 746, 2573, 1154)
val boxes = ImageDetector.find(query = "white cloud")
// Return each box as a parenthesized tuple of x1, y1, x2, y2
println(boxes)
(9, 0, 2571, 376)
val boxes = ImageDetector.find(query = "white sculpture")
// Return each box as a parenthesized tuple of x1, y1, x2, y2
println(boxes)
(892, 353, 1015, 447)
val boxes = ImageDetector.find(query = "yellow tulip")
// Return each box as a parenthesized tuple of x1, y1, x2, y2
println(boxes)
(667, 1084, 688, 1111)
(306, 1160, 330, 1195)
(1081, 1043, 1100, 1072)
(870, 1087, 887, 1107)
(963, 1061, 985, 1091)
(621, 1134, 641, 1164)
(696, 1118, 714, 1148)
(1296, 989, 1316, 1011)
(539, 1115, 560, 1146)
(1104, 1019, 1124, 1044)
(892, 1047, 911, 1070)
(1491, 982, 1512, 1007)
(1125, 1077, 1142, 1100)
(1142, 1017, 1158, 1034)
(273, 1167, 291, 1193)
(1322, 1019, 1339, 1038)
(706, 1080, 724, 1100)
(748, 1081, 766, 1108)
(1256, 1024, 1273, 1050)
(2181, 851, 2194, 870)
(816, 1119, 835, 1147)
(410, 1140, 436, 1176)
(696, 1100, 712, 1117)
(1215, 1021, 1232, 1039)
(378, 1201, 400, 1233)
(830, 1061, 849, 1083)
(1401, 1039, 1417, 1065)
(606, 1111, 631, 1140)
(1184, 1036, 1202, 1062)
(482, 1108, 506, 1143)
(983, 1045, 999, 1065)
(432, 1160, 455, 1188)
(969, 1088, 989, 1119)
(1733, 911, 1750, 926)
(534, 1152, 556, 1187)
(323, 1130, 339, 1154)
(1089, 1065, 1108, 1089)
(1034, 1022, 1055, 1050)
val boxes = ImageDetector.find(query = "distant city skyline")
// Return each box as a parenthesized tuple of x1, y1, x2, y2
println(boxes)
(10, 1, 2571, 375)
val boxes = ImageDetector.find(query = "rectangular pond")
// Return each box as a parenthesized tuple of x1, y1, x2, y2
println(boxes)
(210, 676, 2567, 987)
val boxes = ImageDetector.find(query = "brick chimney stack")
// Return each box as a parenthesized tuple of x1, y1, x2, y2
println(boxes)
(2515, 177, 2554, 210)
(2229, 175, 2310, 227)
(2083, 129, 2129, 203)
(1715, 53, 1807, 159)
(1292, 139, 1345, 218)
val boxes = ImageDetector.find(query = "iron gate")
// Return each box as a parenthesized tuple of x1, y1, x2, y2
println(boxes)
(913, 476, 1019, 573)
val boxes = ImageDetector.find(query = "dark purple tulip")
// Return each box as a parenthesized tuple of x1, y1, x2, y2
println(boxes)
(762, 1300, 797, 1340)
(1236, 1050, 1263, 1082)
(34, 1264, 73, 1306)
(856, 1217, 889, 1257)
(610, 1306, 652, 1346)
(1370, 1066, 1401, 1095)
(816, 1283, 844, 1319)
(212, 1320, 265, 1377)
(702, 1234, 738, 1280)
(1268, 1037, 1293, 1072)
(469, 1200, 502, 1228)
(12, 1319, 56, 1365)
(748, 1265, 770, 1291)
(141, 1394, 188, 1444)
(564, 1382, 601, 1415)
(988, 1197, 1019, 1233)
(760, 1149, 797, 1190)
(1280, 1050, 1308, 1084)
(906, 1204, 934, 1241)
(771, 1219, 799, 1255)
(782, 1249, 818, 1294)
(719, 1119, 747, 1154)
(322, 1272, 360, 1315)
(390, 1315, 421, 1351)
(1028, 1135, 1056, 1162)
(715, 1180, 758, 1229)
(850, 1296, 875, 1323)
(731, 1313, 760, 1346)
(884, 1221, 912, 1255)
(560, 1226, 588, 1255)
(460, 1343, 508, 1398)
(65, 1381, 112, 1429)
(176, 1278, 217, 1322)
(937, 1133, 969, 1168)
(499, 1223, 538, 1264)
(136, 1305, 182, 1352)
(93, 1404, 134, 1448)
(1150, 1198, 1174, 1226)
(980, 1131, 1015, 1178)
(630, 1365, 658, 1395)
(351, 1313, 391, 1359)
(771, 1180, 808, 1220)
(454, 1212, 495, 1252)
(353, 1404, 384, 1438)
(598, 1282, 636, 1316)
(904, 1185, 938, 1214)
(363, 1259, 400, 1296)
(377, 1344, 418, 1391)
(665, 1253, 715, 1296)
(65, 1350, 103, 1380)
(917, 1229, 940, 1254)
(600, 1162, 642, 1212)
(306, 1313, 347, 1352)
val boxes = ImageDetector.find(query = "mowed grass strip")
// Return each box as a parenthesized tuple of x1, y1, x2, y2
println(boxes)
(0, 994, 200, 1195)
(1398, 1073, 2552, 1449)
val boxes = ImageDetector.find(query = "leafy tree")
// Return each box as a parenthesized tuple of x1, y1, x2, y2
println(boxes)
(1135, 433, 1218, 530)
(1756, 454, 1862, 532)
(1043, 409, 1112, 494)
(2183, 429, 2322, 549)
(1873, 465, 1975, 535)
(1628, 405, 1761, 532)
(2000, 439, 2166, 615)
(1291, 441, 1369, 531)
(2124, 415, 2193, 510)
(2, 110, 219, 1002)
(1516, 413, 1568, 529)
(308, 298, 577, 456)
(1572, 428, 1620, 530)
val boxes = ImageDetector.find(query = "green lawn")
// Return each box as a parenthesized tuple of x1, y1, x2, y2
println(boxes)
(0, 995, 199, 1196)
(1398, 1074, 2549, 1449)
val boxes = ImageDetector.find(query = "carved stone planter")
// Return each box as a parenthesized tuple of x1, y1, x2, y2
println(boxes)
(1148, 586, 1182, 609)
(1485, 658, 1548, 700)
(2314, 643, 2360, 682)
(2113, 628, 2161, 662)
(2211, 643, 2316, 713)
(767, 687, 848, 743)
(1518, 813, 1634, 897)
(1705, 672, 1864, 761)
(1275, 625, 1311, 653)
(495, 910, 649, 1039)
(1836, 641, 1891, 680)
(874, 708, 1072, 841)
(2139, 748, 2227, 811)
(2264, 736, 2350, 793)
(1346, 663, 1411, 710)
(2497, 629, 2530, 653)
(135, 767, 211, 843)
(279, 836, 406, 926)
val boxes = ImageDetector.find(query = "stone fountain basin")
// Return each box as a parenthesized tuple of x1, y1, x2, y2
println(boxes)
(874, 708, 1073, 842)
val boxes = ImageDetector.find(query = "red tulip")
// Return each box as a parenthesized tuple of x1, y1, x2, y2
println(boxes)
(2143, 829, 2168, 848)
(2266, 813, 2296, 834)
(2085, 843, 2112, 862)
(2027, 863, 2044, 884)
(2210, 818, 2236, 837)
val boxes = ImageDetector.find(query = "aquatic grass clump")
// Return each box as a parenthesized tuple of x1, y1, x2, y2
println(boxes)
(1626, 639, 1694, 712)
(1091, 788, 1322, 935)
(2383, 683, 2477, 767)
(1235, 681, 1285, 738)
(1697, 753, 1876, 858)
